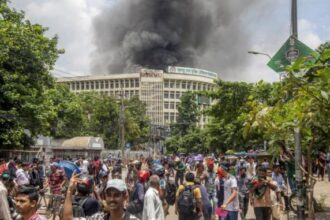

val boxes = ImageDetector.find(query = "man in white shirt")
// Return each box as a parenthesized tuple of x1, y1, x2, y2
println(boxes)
(142, 175, 165, 220)
(15, 162, 30, 186)
(218, 163, 239, 220)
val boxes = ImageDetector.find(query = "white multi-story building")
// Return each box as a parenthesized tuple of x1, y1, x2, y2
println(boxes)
(57, 66, 217, 127)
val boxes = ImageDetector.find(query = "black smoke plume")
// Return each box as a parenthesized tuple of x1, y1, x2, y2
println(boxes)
(91, 0, 259, 78)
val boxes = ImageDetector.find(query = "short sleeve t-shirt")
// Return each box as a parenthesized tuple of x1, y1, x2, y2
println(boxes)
(223, 175, 239, 211)
(48, 170, 65, 194)
(176, 182, 202, 199)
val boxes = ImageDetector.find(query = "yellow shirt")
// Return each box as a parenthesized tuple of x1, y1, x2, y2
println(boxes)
(176, 182, 202, 199)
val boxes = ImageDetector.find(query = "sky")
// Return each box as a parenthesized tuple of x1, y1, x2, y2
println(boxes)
(10, 0, 330, 82)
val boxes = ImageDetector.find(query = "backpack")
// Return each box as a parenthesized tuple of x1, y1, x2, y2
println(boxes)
(178, 185, 196, 214)
(165, 180, 177, 205)
(72, 197, 88, 218)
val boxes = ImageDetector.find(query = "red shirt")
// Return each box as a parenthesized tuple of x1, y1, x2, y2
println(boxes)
(48, 170, 65, 194)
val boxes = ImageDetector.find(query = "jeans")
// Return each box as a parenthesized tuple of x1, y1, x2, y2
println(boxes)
(238, 194, 249, 220)
(254, 207, 271, 220)
(209, 191, 218, 214)
(179, 213, 199, 220)
(221, 211, 238, 220)
(203, 206, 212, 220)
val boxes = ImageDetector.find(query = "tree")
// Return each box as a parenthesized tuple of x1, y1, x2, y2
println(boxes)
(0, 0, 62, 148)
(43, 84, 84, 138)
(78, 92, 120, 149)
(173, 92, 199, 136)
(205, 80, 253, 151)
(124, 96, 150, 146)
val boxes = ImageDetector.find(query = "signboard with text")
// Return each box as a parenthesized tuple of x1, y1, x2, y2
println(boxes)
(267, 36, 318, 73)
(168, 66, 218, 79)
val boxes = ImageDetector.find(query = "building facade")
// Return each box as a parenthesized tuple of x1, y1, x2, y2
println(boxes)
(57, 66, 217, 127)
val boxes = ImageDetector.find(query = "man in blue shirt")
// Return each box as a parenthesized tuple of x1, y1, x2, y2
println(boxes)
(272, 165, 289, 211)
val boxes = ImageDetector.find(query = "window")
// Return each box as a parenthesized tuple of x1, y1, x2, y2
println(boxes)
(170, 113, 175, 121)
(164, 80, 169, 88)
(197, 83, 201, 90)
(170, 102, 175, 109)
(115, 80, 119, 88)
(125, 80, 129, 88)
(110, 81, 114, 89)
(164, 112, 169, 121)
(176, 81, 180, 88)
(164, 91, 169, 99)
(86, 83, 89, 90)
(100, 81, 104, 89)
(164, 102, 169, 109)
(170, 91, 175, 99)
(105, 81, 109, 89)
(176, 92, 180, 99)
(193, 83, 196, 90)
(130, 79, 134, 87)
(96, 81, 99, 89)
(182, 82, 186, 89)
(170, 81, 174, 88)
(135, 79, 139, 87)
(81, 82, 85, 90)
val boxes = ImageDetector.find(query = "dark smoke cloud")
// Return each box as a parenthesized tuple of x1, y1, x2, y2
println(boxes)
(91, 0, 260, 79)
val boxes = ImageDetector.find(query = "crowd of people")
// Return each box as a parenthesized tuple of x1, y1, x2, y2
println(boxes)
(0, 150, 329, 220)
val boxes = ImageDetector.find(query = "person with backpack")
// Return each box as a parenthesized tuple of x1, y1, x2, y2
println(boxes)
(175, 172, 203, 220)
(71, 175, 100, 218)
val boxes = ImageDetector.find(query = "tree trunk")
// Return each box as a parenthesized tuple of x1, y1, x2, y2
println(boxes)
(307, 136, 315, 220)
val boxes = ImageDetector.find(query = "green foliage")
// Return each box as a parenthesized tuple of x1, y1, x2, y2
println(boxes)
(205, 80, 254, 151)
(0, 0, 62, 148)
(173, 92, 199, 135)
(242, 49, 330, 153)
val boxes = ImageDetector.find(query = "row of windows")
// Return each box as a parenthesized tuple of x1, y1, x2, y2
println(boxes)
(164, 80, 212, 91)
(69, 79, 140, 90)
(67, 79, 213, 92)
(164, 112, 208, 123)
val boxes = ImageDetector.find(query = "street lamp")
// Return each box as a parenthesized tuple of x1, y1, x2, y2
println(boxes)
(248, 50, 285, 81)
(248, 51, 272, 59)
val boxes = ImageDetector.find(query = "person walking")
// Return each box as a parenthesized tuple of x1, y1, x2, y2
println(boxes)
(217, 163, 239, 220)
(175, 172, 203, 220)
(237, 167, 250, 220)
(272, 165, 289, 211)
(142, 175, 165, 220)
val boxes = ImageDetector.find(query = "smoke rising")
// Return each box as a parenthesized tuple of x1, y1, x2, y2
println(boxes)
(91, 0, 260, 79)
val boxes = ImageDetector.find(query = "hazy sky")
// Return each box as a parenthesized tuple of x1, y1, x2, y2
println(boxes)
(10, 0, 330, 82)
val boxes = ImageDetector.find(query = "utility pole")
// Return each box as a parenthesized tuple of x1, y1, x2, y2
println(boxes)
(119, 85, 125, 163)
(291, 0, 298, 38)
(291, 1, 304, 219)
